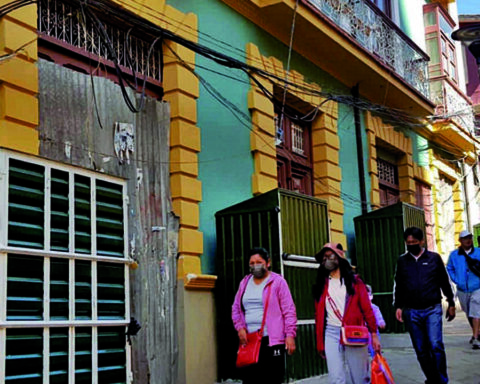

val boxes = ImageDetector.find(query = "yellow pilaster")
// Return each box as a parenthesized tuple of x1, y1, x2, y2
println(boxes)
(365, 112, 415, 208)
(0, 8, 39, 154)
(452, 181, 465, 240)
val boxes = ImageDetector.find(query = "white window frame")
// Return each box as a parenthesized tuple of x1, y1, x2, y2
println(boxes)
(0, 149, 131, 384)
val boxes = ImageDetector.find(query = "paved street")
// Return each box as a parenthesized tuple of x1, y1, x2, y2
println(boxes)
(297, 308, 480, 384)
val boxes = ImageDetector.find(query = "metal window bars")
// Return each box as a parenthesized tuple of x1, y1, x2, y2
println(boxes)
(37, 0, 163, 82)
(307, 0, 430, 99)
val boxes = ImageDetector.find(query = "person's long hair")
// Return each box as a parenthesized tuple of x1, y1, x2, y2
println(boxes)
(312, 256, 356, 301)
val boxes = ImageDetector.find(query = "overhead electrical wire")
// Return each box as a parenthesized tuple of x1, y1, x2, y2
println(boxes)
(1, 0, 478, 209)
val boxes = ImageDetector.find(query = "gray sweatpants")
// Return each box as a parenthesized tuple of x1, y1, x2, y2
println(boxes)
(325, 324, 370, 384)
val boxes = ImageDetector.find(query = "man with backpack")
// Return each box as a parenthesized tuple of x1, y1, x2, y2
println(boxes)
(447, 230, 480, 350)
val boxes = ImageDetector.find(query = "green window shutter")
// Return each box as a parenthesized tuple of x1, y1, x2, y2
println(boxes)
(7, 255, 44, 321)
(75, 328, 92, 383)
(98, 327, 126, 384)
(50, 329, 68, 383)
(50, 170, 69, 252)
(50, 259, 69, 320)
(75, 175, 91, 254)
(8, 159, 45, 249)
(75, 260, 92, 320)
(5, 328, 43, 382)
(96, 180, 124, 258)
(97, 262, 125, 320)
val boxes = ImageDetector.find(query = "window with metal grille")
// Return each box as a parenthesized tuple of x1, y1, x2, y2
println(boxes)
(0, 150, 130, 383)
(275, 111, 313, 196)
(291, 123, 305, 155)
(377, 158, 398, 186)
(37, 0, 163, 98)
(377, 157, 399, 207)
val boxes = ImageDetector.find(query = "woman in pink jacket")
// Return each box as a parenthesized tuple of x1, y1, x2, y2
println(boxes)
(232, 247, 297, 384)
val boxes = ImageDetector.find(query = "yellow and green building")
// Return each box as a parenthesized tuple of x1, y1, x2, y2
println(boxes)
(0, 0, 479, 382)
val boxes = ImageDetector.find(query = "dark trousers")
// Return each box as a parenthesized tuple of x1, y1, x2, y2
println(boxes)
(240, 337, 285, 384)
(403, 304, 448, 384)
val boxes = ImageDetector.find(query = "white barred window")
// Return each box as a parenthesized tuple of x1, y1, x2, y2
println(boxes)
(0, 149, 131, 383)
(291, 123, 305, 155)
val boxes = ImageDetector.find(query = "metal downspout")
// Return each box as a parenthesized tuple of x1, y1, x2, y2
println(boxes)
(353, 84, 368, 215)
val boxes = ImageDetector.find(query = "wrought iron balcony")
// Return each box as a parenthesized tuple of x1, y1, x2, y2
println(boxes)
(304, 0, 430, 99)
(430, 78, 475, 132)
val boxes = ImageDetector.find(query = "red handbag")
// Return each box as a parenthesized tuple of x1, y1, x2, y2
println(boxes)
(371, 352, 395, 384)
(236, 284, 272, 368)
(327, 293, 369, 346)
(341, 325, 369, 346)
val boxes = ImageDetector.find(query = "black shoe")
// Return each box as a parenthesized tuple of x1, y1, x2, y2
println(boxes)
(472, 339, 480, 350)
(470, 336, 475, 344)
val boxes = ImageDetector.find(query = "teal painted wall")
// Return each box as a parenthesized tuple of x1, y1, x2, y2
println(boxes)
(398, 0, 427, 51)
(170, 0, 365, 273)
(337, 104, 365, 262)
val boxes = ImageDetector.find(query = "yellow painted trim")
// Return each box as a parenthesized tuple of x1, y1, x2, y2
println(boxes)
(178, 255, 202, 278)
(365, 111, 416, 207)
(413, 164, 433, 185)
(0, 5, 38, 156)
(178, 227, 204, 256)
(430, 157, 444, 256)
(118, 4, 206, 279)
(170, 147, 199, 176)
(0, 121, 38, 154)
(432, 158, 460, 181)
(431, 152, 466, 256)
(246, 43, 345, 243)
(452, 181, 465, 244)
(184, 274, 217, 291)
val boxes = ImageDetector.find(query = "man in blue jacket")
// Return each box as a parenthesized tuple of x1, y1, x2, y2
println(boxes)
(447, 230, 480, 350)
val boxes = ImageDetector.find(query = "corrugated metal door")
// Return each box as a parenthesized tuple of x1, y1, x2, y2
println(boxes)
(215, 190, 329, 381)
(215, 203, 281, 381)
(279, 190, 329, 380)
(354, 203, 426, 333)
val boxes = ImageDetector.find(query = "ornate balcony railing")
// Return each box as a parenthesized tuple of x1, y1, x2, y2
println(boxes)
(430, 78, 475, 132)
(304, 0, 430, 99)
(37, 0, 163, 82)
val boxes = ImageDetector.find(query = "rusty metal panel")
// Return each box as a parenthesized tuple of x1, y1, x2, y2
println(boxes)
(38, 60, 179, 383)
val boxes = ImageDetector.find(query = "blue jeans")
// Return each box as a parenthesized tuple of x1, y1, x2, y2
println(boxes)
(403, 304, 448, 384)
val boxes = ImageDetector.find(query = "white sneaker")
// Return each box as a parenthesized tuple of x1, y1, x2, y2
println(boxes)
(472, 339, 480, 350)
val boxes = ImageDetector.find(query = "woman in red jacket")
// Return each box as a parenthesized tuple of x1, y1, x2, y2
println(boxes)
(313, 243, 380, 384)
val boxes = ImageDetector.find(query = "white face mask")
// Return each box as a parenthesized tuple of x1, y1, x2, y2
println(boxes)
(250, 264, 267, 278)
(323, 259, 339, 271)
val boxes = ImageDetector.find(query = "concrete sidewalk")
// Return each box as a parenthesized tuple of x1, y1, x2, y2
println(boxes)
(296, 311, 479, 384)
